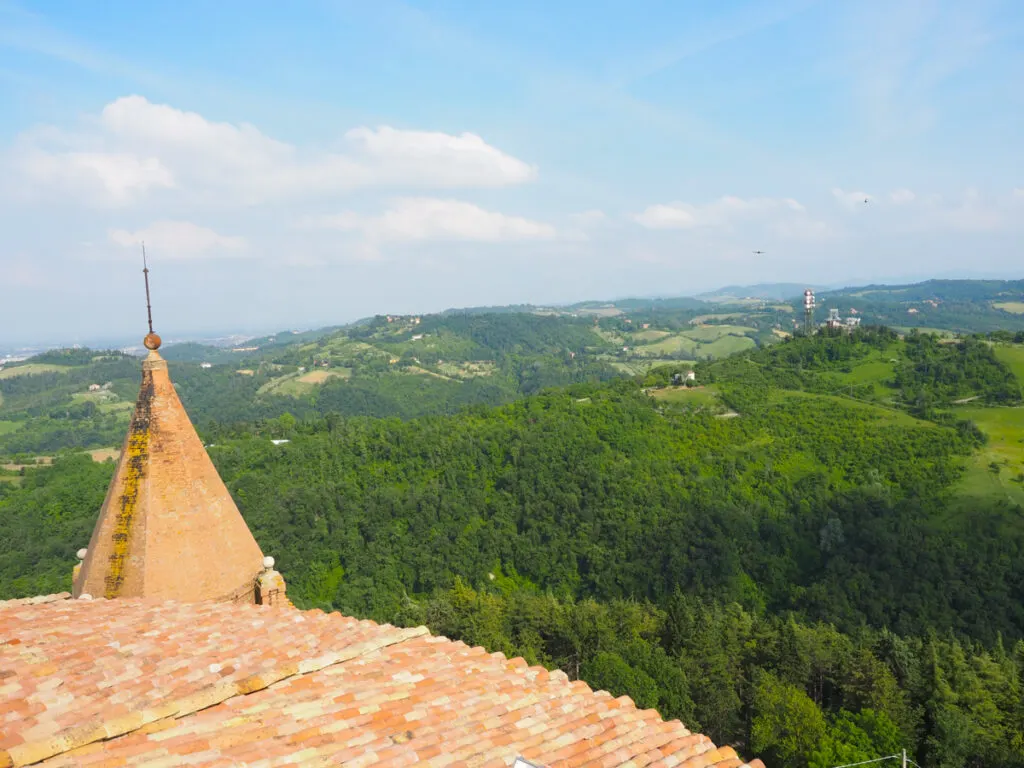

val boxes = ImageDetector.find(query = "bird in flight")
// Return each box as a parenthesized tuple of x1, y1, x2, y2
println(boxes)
(863, 198, 870, 204)
(753, 250, 765, 255)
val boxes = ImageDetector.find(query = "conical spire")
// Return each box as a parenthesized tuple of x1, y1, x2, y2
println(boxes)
(74, 266, 265, 601)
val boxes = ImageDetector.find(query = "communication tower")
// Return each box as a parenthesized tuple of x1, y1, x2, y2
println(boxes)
(803, 289, 816, 334)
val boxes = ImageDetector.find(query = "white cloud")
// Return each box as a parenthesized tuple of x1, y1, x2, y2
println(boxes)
(307, 198, 557, 243)
(344, 126, 535, 187)
(843, 1, 996, 140)
(937, 188, 1004, 233)
(774, 216, 833, 240)
(108, 220, 246, 257)
(632, 195, 825, 239)
(633, 203, 699, 229)
(8, 96, 537, 207)
(880, 188, 1022, 234)
(15, 149, 174, 205)
(832, 188, 872, 209)
(559, 209, 607, 241)
(568, 209, 607, 226)
(889, 188, 916, 204)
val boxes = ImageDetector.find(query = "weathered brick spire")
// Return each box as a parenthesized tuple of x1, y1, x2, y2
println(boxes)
(74, 260, 267, 602)
(74, 337, 266, 601)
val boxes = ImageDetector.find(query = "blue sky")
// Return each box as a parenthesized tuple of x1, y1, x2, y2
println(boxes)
(1, 0, 1022, 344)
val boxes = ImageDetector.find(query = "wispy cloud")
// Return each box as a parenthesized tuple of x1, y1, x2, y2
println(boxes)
(831, 188, 872, 209)
(889, 188, 916, 204)
(842, 0, 1000, 137)
(568, 210, 606, 227)
(5, 96, 537, 207)
(16, 149, 175, 205)
(108, 220, 247, 258)
(607, 0, 822, 87)
(337, 0, 759, 163)
(935, 187, 1008, 233)
(833, 185, 1022, 233)
(633, 194, 829, 240)
(0, 1, 168, 88)
(303, 198, 557, 243)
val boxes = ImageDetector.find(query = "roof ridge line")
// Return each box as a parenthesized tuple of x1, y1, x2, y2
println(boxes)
(0, 622, 429, 767)
(0, 593, 70, 609)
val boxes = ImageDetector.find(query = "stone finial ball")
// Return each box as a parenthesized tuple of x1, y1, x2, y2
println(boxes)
(144, 332, 162, 350)
(262, 556, 275, 569)
(76, 548, 88, 560)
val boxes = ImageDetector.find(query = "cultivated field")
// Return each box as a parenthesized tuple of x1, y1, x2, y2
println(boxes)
(436, 361, 498, 379)
(0, 364, 69, 379)
(298, 369, 351, 385)
(830, 357, 898, 401)
(635, 336, 699, 357)
(993, 345, 1024, 383)
(690, 313, 745, 324)
(259, 368, 350, 397)
(685, 324, 757, 342)
(630, 330, 672, 342)
(70, 391, 133, 414)
(608, 359, 676, 375)
(650, 386, 720, 409)
(954, 405, 1024, 509)
(1, 456, 53, 471)
(606, 319, 765, 365)
(401, 366, 459, 382)
(700, 335, 756, 358)
(993, 302, 1024, 314)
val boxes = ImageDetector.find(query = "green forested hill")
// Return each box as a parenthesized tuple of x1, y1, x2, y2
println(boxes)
(0, 309, 774, 457)
(696, 326, 1021, 412)
(11, 277, 1023, 458)
(814, 279, 1024, 333)
(4, 327, 1024, 766)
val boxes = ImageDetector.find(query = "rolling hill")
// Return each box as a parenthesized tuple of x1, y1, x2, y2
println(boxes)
(5, 276, 1024, 465)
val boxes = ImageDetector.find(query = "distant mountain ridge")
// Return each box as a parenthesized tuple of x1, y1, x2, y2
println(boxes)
(696, 283, 821, 301)
(821, 278, 1024, 301)
(13, 277, 1024, 358)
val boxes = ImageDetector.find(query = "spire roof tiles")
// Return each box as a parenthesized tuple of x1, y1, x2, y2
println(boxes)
(73, 349, 265, 602)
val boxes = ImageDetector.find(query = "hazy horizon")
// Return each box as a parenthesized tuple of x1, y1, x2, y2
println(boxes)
(6, 268, 1024, 353)
(2, 0, 1021, 344)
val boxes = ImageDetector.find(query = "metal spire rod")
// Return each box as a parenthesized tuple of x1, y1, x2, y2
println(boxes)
(142, 242, 154, 335)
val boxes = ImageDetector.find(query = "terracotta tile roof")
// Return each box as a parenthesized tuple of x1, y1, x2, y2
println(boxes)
(1, 596, 764, 768)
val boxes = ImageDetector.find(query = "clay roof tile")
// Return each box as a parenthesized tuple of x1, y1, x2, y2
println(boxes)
(0, 595, 754, 767)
